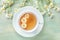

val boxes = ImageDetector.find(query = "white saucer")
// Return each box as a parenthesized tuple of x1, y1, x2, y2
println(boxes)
(13, 6, 44, 37)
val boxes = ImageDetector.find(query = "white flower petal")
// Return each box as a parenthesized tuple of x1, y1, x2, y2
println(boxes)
(21, 23, 27, 28)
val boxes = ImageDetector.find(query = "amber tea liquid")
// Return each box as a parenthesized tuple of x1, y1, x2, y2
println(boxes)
(19, 12, 37, 30)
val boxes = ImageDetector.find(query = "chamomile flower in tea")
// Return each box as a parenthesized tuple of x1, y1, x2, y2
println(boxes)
(19, 12, 37, 30)
(21, 23, 27, 28)
(21, 17, 27, 23)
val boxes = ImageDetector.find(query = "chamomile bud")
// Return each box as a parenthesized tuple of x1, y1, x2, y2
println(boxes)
(23, 0, 26, 2)
(14, 8, 19, 13)
(5, 13, 13, 19)
(53, 6, 60, 12)
(35, 1, 38, 4)
(49, 2, 54, 8)
(1, 7, 5, 11)
(48, 12, 52, 16)
(21, 23, 27, 28)
(48, 12, 54, 19)
(9, 1, 14, 6)
(53, 6, 56, 9)
(44, 5, 48, 9)
(34, 1, 39, 8)
(19, 3, 24, 7)
(2, 2, 5, 6)
(56, 7, 60, 12)
(49, 14, 54, 19)
(41, 11, 46, 15)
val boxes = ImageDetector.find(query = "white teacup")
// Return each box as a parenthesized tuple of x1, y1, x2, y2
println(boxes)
(13, 6, 44, 37)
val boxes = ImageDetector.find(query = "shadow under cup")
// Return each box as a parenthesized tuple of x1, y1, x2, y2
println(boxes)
(19, 12, 37, 32)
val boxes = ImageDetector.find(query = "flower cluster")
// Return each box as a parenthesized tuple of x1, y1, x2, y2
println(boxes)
(0, 0, 60, 19)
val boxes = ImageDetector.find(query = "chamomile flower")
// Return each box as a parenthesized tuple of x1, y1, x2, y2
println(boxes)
(48, 12, 54, 19)
(21, 23, 27, 28)
(9, 1, 14, 6)
(49, 2, 54, 8)
(23, 0, 27, 2)
(5, 13, 13, 19)
(24, 14, 29, 19)
(34, 1, 39, 9)
(14, 8, 19, 13)
(56, 7, 60, 12)
(41, 11, 46, 15)
(49, 14, 54, 19)
(19, 3, 24, 7)
(44, 5, 48, 9)
(0, 6, 5, 11)
(21, 17, 27, 23)
(48, 12, 52, 16)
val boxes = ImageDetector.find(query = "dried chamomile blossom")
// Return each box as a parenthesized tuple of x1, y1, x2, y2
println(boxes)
(14, 8, 19, 13)
(1, 0, 14, 12)
(53, 6, 57, 10)
(48, 12, 54, 19)
(0, 0, 58, 19)
(56, 7, 60, 12)
(9, 1, 14, 6)
(46, 0, 52, 2)
(5, 13, 13, 19)
(49, 2, 54, 8)
(19, 3, 25, 7)
(41, 11, 46, 15)
(34, 1, 39, 9)
(34, 1, 38, 4)
(49, 14, 54, 19)
(44, 5, 48, 9)
(1, 1, 5, 6)
(53, 6, 60, 12)
(23, 0, 27, 2)
(3, 0, 14, 6)
(0, 6, 5, 12)
(48, 12, 52, 16)
(5, 0, 13, 3)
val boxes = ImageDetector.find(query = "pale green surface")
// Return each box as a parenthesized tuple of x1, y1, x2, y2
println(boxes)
(0, 0, 60, 40)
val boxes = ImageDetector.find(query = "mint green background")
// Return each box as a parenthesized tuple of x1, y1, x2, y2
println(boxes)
(0, 0, 60, 40)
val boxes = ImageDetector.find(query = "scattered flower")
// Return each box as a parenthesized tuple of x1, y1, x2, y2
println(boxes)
(41, 11, 46, 15)
(48, 12, 54, 19)
(5, 13, 13, 19)
(44, 5, 48, 9)
(49, 14, 54, 19)
(19, 3, 25, 7)
(49, 2, 54, 8)
(56, 7, 60, 12)
(14, 8, 19, 13)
